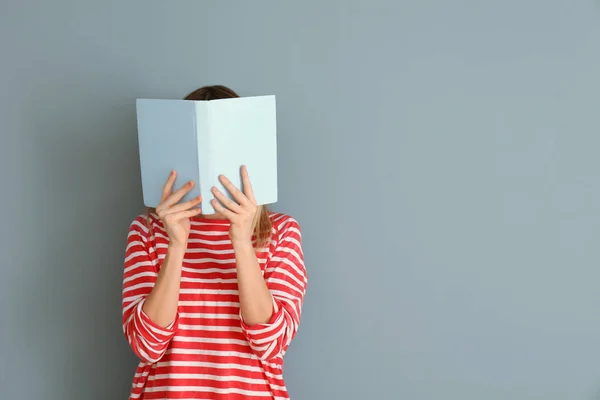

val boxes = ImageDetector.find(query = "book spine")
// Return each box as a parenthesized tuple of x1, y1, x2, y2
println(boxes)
(196, 102, 215, 214)
(206, 104, 214, 214)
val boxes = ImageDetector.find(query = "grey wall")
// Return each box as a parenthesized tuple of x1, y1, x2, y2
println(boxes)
(2, 1, 600, 399)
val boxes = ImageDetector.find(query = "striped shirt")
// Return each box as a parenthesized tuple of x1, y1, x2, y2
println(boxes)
(122, 212, 307, 399)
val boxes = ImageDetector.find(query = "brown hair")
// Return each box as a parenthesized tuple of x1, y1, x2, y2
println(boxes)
(145, 85, 273, 249)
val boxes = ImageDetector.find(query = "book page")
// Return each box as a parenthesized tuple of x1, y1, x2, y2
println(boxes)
(204, 95, 278, 213)
(136, 99, 201, 208)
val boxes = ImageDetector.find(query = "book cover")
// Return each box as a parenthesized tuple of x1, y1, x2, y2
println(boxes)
(136, 95, 278, 215)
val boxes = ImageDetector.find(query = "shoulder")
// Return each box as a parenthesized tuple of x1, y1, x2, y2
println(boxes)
(268, 212, 301, 235)
(267, 212, 305, 273)
(126, 214, 155, 241)
(268, 212, 302, 246)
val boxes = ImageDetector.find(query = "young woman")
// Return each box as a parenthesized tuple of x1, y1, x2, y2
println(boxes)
(121, 86, 307, 399)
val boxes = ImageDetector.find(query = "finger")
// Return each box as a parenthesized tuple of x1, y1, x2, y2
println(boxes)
(166, 207, 202, 222)
(157, 180, 194, 213)
(211, 199, 236, 221)
(163, 180, 195, 208)
(218, 174, 249, 205)
(161, 195, 202, 216)
(212, 187, 242, 213)
(240, 165, 257, 203)
(160, 170, 177, 203)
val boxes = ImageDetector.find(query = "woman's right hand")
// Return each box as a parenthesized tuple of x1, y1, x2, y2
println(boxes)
(155, 170, 203, 248)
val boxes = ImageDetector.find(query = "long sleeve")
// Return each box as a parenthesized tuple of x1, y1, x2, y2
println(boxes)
(240, 216, 307, 361)
(121, 217, 178, 363)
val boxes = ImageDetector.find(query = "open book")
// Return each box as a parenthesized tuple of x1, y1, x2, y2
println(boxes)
(135, 95, 278, 215)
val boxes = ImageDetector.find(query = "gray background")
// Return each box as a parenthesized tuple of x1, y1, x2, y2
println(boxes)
(1, 1, 600, 399)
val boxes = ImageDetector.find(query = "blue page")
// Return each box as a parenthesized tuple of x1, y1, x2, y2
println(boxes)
(136, 99, 202, 208)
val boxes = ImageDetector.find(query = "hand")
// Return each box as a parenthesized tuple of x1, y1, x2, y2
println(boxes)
(211, 165, 258, 246)
(155, 170, 203, 248)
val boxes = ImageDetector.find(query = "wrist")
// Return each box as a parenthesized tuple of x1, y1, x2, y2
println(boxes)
(232, 238, 254, 252)
(167, 243, 187, 257)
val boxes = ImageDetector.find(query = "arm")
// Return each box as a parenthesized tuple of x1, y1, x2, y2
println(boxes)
(121, 218, 183, 363)
(141, 244, 185, 327)
(234, 241, 276, 326)
(210, 167, 307, 361)
(122, 172, 201, 363)
(238, 217, 307, 361)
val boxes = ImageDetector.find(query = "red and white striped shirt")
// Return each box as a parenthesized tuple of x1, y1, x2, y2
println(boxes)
(122, 212, 307, 399)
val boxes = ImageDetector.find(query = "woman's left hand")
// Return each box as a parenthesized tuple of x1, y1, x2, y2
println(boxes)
(211, 165, 258, 246)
